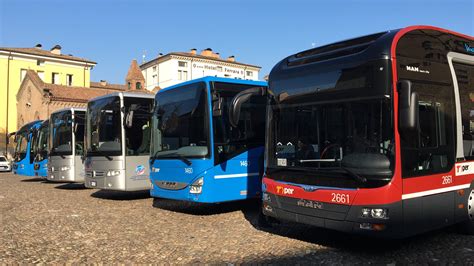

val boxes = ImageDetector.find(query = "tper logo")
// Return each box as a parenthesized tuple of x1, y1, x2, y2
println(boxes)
(276, 186, 294, 195)
(455, 162, 474, 176)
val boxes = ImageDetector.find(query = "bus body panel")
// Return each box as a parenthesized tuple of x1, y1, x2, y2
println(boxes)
(84, 92, 154, 191)
(13, 121, 42, 176)
(264, 26, 474, 237)
(47, 108, 85, 183)
(47, 155, 74, 182)
(124, 155, 151, 191)
(150, 147, 263, 203)
(84, 156, 125, 189)
(34, 159, 48, 178)
(47, 155, 84, 183)
(150, 77, 267, 203)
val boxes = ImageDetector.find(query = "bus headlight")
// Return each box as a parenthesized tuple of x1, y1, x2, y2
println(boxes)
(20, 164, 25, 169)
(43, 164, 48, 169)
(106, 170, 121, 177)
(189, 177, 204, 194)
(60, 166, 70, 171)
(361, 208, 388, 219)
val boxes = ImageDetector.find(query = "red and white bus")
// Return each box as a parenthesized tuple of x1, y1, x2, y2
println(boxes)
(262, 26, 474, 238)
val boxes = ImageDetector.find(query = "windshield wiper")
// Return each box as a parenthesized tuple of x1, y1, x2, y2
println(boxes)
(90, 148, 113, 161)
(151, 152, 192, 166)
(340, 166, 367, 183)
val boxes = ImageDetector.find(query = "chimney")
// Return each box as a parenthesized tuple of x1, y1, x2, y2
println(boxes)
(227, 55, 235, 62)
(35, 44, 42, 49)
(50, 44, 62, 55)
(201, 48, 213, 57)
(190, 48, 197, 55)
(100, 80, 107, 86)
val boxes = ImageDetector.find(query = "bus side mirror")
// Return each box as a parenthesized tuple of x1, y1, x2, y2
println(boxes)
(398, 80, 419, 134)
(212, 96, 223, 117)
(229, 87, 266, 128)
(125, 110, 134, 128)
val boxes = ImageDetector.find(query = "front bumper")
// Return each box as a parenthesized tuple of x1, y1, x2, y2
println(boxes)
(262, 192, 403, 238)
(0, 165, 11, 172)
(47, 168, 77, 182)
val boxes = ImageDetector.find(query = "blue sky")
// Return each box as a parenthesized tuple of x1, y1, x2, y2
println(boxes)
(1, 0, 473, 84)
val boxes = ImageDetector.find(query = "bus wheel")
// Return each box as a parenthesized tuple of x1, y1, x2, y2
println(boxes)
(459, 188, 474, 235)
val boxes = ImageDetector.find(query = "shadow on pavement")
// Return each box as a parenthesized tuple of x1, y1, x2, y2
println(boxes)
(54, 183, 89, 190)
(152, 198, 260, 216)
(237, 226, 466, 264)
(21, 177, 45, 182)
(240, 205, 461, 257)
(91, 189, 151, 201)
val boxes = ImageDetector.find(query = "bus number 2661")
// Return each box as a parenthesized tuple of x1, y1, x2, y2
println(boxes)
(331, 193, 350, 204)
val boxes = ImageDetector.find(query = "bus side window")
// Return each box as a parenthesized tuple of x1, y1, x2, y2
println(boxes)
(453, 62, 474, 160)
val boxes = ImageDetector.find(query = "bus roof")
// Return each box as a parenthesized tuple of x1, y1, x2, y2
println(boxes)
(158, 76, 267, 94)
(17, 120, 43, 134)
(88, 91, 155, 103)
(51, 107, 86, 115)
(270, 25, 473, 80)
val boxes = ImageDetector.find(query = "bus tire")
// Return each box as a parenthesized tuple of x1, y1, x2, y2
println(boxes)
(458, 188, 474, 235)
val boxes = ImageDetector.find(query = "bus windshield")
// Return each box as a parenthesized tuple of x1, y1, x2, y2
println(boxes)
(212, 82, 266, 164)
(268, 97, 394, 180)
(123, 96, 153, 156)
(14, 131, 28, 162)
(86, 96, 122, 156)
(151, 82, 209, 159)
(50, 111, 73, 156)
(35, 123, 49, 160)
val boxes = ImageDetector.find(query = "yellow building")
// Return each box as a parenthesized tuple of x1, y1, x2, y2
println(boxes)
(0, 44, 96, 153)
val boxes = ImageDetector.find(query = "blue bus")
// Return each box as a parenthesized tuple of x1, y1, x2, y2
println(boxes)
(33, 120, 49, 178)
(150, 77, 267, 203)
(12, 120, 43, 176)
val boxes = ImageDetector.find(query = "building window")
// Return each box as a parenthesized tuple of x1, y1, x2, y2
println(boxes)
(37, 60, 45, 66)
(66, 74, 73, 86)
(152, 74, 158, 85)
(52, 72, 59, 84)
(136, 82, 142, 90)
(37, 71, 45, 81)
(246, 71, 253, 77)
(178, 61, 188, 68)
(152, 66, 157, 72)
(128, 82, 131, 89)
(178, 70, 188, 81)
(20, 69, 27, 82)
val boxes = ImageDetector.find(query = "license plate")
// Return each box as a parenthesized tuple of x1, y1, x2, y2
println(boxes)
(90, 181, 97, 187)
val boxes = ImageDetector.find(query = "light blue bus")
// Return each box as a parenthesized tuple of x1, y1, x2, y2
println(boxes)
(33, 120, 49, 178)
(149, 77, 267, 203)
(12, 120, 43, 176)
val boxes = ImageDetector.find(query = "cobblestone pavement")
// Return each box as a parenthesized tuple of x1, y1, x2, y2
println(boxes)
(0, 172, 473, 264)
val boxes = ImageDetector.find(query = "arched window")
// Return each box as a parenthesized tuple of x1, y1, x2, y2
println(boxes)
(128, 82, 131, 89)
(136, 82, 142, 90)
